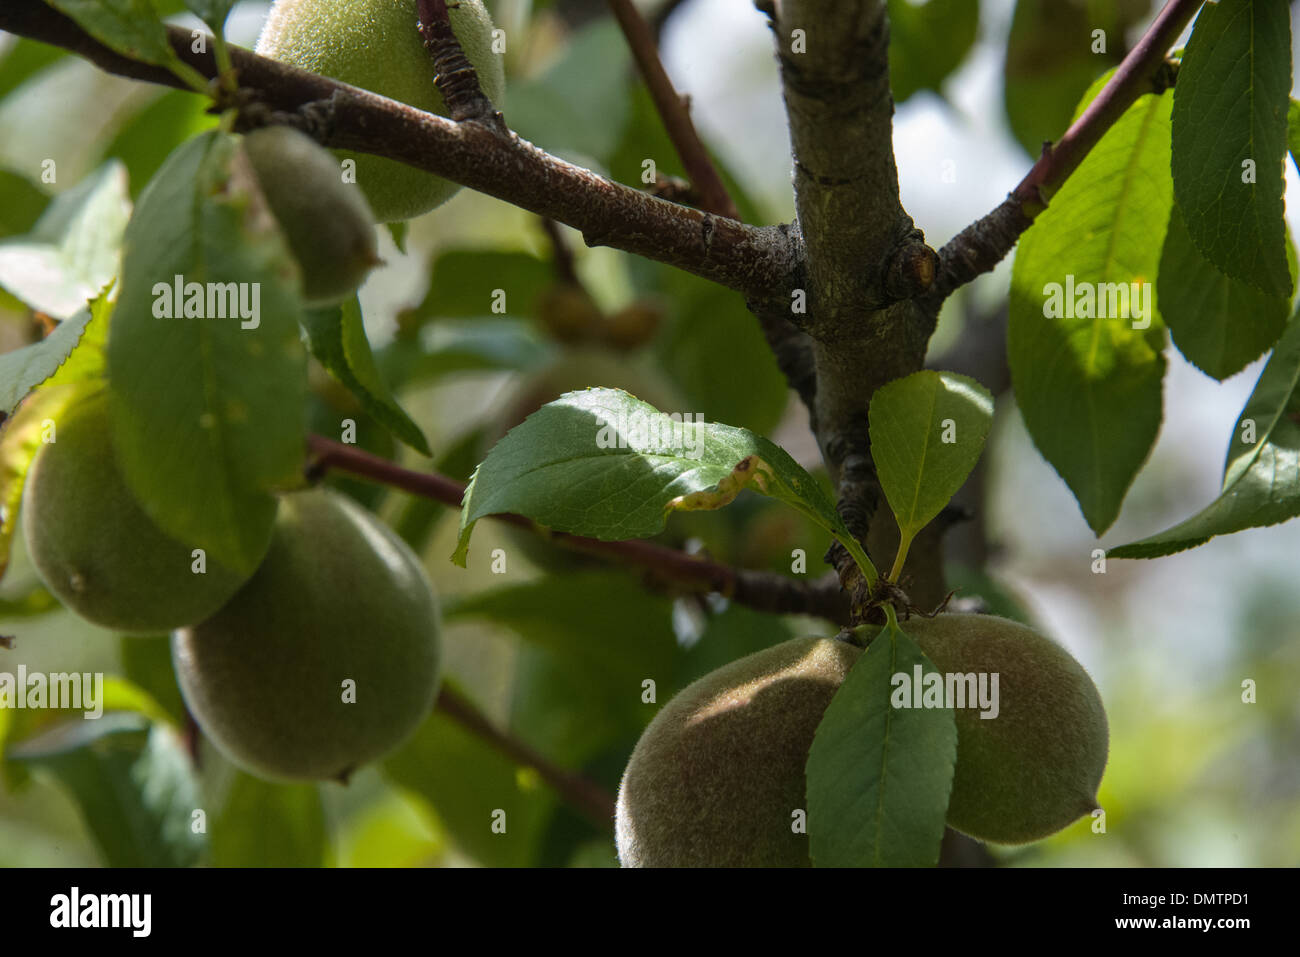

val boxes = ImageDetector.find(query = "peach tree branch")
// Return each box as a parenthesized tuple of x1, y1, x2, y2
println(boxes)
(305, 435, 852, 624)
(0, 0, 799, 300)
(925, 0, 1199, 305)
(606, 0, 740, 220)
(434, 685, 616, 828)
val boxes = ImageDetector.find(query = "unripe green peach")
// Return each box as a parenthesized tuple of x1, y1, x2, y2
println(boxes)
(615, 615, 1109, 865)
(172, 487, 441, 782)
(902, 614, 1108, 845)
(616, 637, 861, 867)
(242, 126, 379, 305)
(21, 395, 248, 632)
(256, 0, 506, 222)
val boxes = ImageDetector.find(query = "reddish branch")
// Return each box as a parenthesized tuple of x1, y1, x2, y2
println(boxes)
(0, 1, 797, 300)
(606, 0, 740, 220)
(305, 435, 851, 623)
(434, 685, 615, 827)
(927, 0, 1201, 303)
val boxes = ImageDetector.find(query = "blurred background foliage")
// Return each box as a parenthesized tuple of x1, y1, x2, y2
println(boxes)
(0, 0, 1297, 867)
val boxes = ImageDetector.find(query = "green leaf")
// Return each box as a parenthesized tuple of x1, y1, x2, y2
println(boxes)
(107, 130, 307, 575)
(183, 0, 236, 32)
(1171, 0, 1292, 298)
(889, 0, 979, 103)
(44, 0, 202, 89)
(386, 221, 408, 254)
(410, 250, 553, 322)
(1289, 97, 1300, 170)
(9, 716, 204, 867)
(653, 272, 790, 437)
(383, 686, 556, 867)
(1008, 85, 1172, 535)
(0, 288, 108, 416)
(211, 772, 326, 867)
(805, 621, 956, 867)
(378, 319, 554, 389)
(0, 170, 48, 240)
(1157, 201, 1294, 380)
(0, 160, 130, 318)
(0, 37, 67, 103)
(0, 308, 92, 415)
(1002, 0, 1151, 157)
(302, 298, 430, 456)
(869, 370, 993, 545)
(1110, 305, 1300, 558)
(103, 89, 216, 200)
(506, 20, 632, 164)
(118, 635, 188, 727)
(453, 388, 876, 584)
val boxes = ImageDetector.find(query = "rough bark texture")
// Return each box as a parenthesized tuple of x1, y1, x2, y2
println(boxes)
(764, 0, 944, 610)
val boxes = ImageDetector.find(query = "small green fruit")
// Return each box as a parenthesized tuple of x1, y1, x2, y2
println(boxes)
(256, 0, 506, 222)
(616, 637, 861, 867)
(242, 126, 378, 305)
(615, 615, 1110, 865)
(172, 488, 441, 781)
(22, 396, 247, 632)
(902, 614, 1109, 845)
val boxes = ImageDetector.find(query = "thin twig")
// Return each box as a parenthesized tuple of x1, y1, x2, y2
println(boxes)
(539, 218, 581, 286)
(606, 0, 739, 220)
(435, 685, 616, 828)
(927, 0, 1201, 303)
(416, 0, 495, 121)
(305, 435, 852, 624)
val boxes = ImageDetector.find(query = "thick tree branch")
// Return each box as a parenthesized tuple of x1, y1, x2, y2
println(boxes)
(926, 0, 1200, 304)
(435, 685, 615, 828)
(765, 0, 940, 611)
(305, 435, 851, 624)
(0, 1, 798, 300)
(606, 0, 740, 220)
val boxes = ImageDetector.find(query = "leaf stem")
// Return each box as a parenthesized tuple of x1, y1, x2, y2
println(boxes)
(212, 32, 237, 97)
(886, 528, 914, 584)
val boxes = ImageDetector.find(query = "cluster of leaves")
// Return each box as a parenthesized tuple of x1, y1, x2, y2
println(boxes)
(1008, 0, 1300, 555)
